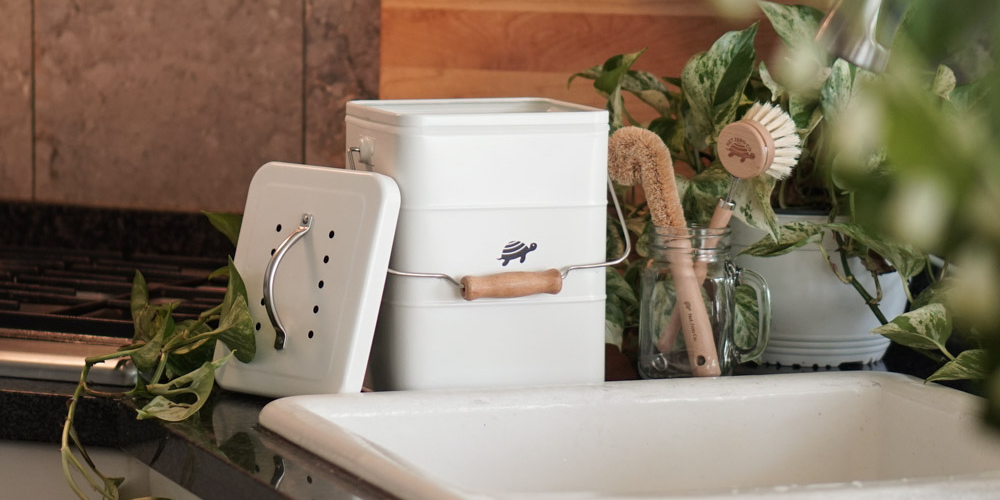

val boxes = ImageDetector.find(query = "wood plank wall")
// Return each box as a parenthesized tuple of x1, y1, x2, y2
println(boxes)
(381, 0, 831, 112)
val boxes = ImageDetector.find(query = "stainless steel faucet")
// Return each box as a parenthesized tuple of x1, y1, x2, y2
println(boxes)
(814, 0, 908, 73)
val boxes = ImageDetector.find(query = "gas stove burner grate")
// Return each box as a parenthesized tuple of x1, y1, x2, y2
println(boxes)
(0, 246, 230, 386)
(0, 245, 227, 337)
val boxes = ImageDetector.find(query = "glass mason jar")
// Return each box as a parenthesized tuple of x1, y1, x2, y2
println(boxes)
(638, 226, 771, 378)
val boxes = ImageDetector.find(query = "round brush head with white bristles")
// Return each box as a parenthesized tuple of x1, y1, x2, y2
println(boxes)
(717, 102, 801, 180)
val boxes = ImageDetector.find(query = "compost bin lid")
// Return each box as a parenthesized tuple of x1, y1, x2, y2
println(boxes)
(213, 161, 400, 397)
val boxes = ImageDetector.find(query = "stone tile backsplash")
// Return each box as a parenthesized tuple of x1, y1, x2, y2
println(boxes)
(2, 0, 379, 213)
(0, 0, 33, 202)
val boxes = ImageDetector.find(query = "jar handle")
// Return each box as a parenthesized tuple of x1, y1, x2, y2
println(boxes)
(734, 266, 771, 362)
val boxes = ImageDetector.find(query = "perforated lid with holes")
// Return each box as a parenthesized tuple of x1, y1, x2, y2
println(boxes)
(213, 161, 400, 397)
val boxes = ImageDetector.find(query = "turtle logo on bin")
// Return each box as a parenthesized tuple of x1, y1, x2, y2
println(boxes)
(497, 241, 537, 266)
(725, 136, 756, 163)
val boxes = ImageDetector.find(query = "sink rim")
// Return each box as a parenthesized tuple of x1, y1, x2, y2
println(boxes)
(259, 371, 1000, 500)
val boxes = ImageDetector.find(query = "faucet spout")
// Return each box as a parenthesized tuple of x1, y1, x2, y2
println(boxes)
(815, 0, 908, 73)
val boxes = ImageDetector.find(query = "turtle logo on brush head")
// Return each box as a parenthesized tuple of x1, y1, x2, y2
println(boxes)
(725, 137, 756, 163)
(498, 241, 537, 266)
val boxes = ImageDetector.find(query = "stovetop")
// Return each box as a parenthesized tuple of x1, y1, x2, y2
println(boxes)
(0, 245, 227, 385)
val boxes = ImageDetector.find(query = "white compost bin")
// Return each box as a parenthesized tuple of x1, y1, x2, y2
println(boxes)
(346, 98, 610, 391)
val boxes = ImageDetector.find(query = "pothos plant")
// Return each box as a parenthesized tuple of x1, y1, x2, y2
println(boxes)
(577, 1, 988, 383)
(62, 212, 253, 500)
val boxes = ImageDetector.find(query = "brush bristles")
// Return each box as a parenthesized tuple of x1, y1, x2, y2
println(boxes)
(743, 102, 802, 180)
(608, 127, 687, 229)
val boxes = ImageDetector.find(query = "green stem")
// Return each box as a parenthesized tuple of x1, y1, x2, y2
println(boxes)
(163, 309, 220, 352)
(941, 346, 957, 362)
(834, 232, 889, 325)
(167, 329, 219, 352)
(62, 365, 96, 499)
(817, 243, 852, 284)
(86, 347, 142, 365)
(62, 362, 120, 500)
(150, 351, 170, 385)
(925, 258, 937, 284)
(868, 268, 884, 303)
(80, 347, 143, 397)
(199, 303, 222, 320)
(939, 260, 949, 281)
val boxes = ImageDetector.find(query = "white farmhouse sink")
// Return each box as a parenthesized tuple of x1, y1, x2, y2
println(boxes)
(259, 372, 1000, 499)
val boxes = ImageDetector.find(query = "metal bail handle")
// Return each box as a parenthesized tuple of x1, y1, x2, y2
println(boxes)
(263, 213, 314, 350)
(384, 176, 633, 300)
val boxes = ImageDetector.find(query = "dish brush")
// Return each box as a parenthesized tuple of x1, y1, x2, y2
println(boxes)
(609, 126, 721, 377)
(657, 102, 801, 354)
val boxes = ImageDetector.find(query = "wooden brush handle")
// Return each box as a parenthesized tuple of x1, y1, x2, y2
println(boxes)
(656, 203, 733, 355)
(461, 269, 562, 301)
(665, 237, 722, 377)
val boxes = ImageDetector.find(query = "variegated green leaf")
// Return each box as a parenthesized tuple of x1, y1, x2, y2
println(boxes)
(605, 294, 625, 348)
(681, 23, 758, 150)
(647, 117, 686, 159)
(789, 91, 821, 130)
(911, 278, 954, 310)
(607, 212, 626, 261)
(626, 70, 672, 116)
(733, 285, 761, 362)
(647, 279, 677, 341)
(682, 163, 730, 226)
(820, 58, 856, 122)
(166, 319, 214, 379)
(137, 352, 233, 422)
(221, 256, 247, 320)
(624, 213, 648, 240)
(607, 263, 643, 347)
(594, 49, 647, 130)
(567, 64, 602, 86)
(635, 229, 651, 258)
(757, 1, 826, 54)
(215, 295, 255, 363)
(732, 173, 779, 237)
(758, 61, 784, 101)
(203, 211, 242, 247)
(571, 66, 674, 118)
(130, 271, 156, 343)
(932, 65, 957, 101)
(606, 267, 638, 308)
(131, 310, 175, 375)
(740, 221, 824, 257)
(927, 349, 988, 382)
(674, 174, 690, 201)
(950, 78, 990, 113)
(826, 222, 926, 280)
(872, 303, 952, 352)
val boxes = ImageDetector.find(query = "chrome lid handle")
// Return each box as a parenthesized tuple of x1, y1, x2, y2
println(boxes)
(263, 213, 314, 350)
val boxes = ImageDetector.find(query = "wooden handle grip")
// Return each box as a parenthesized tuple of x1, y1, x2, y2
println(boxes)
(665, 239, 721, 377)
(656, 204, 733, 356)
(461, 269, 563, 301)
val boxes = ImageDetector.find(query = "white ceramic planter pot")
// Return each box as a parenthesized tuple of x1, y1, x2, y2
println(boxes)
(731, 213, 908, 367)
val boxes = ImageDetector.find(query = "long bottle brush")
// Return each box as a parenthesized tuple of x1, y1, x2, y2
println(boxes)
(609, 126, 721, 377)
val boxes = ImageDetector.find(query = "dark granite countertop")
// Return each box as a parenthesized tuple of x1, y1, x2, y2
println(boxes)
(0, 375, 396, 500)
